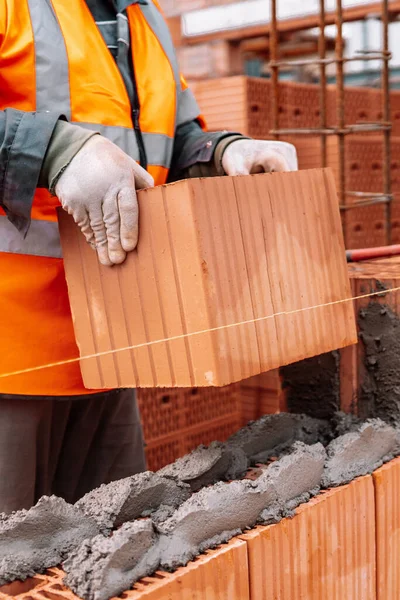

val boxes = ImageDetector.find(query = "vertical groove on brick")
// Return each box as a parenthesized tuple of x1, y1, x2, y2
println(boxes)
(204, 177, 242, 381)
(309, 170, 343, 354)
(374, 456, 400, 600)
(310, 170, 340, 353)
(118, 246, 156, 387)
(286, 172, 317, 359)
(131, 187, 172, 386)
(190, 178, 235, 384)
(233, 175, 279, 373)
(116, 268, 140, 387)
(147, 188, 176, 387)
(292, 173, 324, 355)
(126, 539, 250, 599)
(77, 230, 115, 388)
(240, 476, 375, 600)
(69, 220, 103, 387)
(253, 178, 283, 367)
(96, 260, 125, 388)
(221, 176, 258, 381)
(322, 170, 357, 345)
(161, 185, 195, 387)
(269, 173, 307, 363)
(165, 180, 219, 385)
(212, 177, 246, 381)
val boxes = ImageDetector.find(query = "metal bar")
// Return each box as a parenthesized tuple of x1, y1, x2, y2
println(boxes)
(382, 0, 392, 243)
(346, 123, 391, 131)
(346, 191, 393, 198)
(319, 0, 327, 166)
(336, 0, 346, 243)
(270, 122, 391, 135)
(346, 244, 400, 262)
(270, 0, 279, 140)
(340, 196, 393, 210)
(269, 53, 391, 67)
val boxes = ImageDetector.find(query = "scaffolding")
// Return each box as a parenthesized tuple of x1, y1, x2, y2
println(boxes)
(269, 0, 392, 243)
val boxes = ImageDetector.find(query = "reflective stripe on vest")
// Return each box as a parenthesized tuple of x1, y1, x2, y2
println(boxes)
(25, 0, 200, 170)
(0, 216, 62, 259)
(0, 0, 204, 259)
(28, 0, 71, 118)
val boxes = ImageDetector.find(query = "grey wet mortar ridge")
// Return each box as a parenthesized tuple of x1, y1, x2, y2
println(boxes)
(157, 442, 325, 570)
(158, 441, 248, 491)
(263, 442, 326, 506)
(0, 496, 100, 585)
(2, 411, 400, 600)
(322, 418, 397, 487)
(76, 471, 190, 533)
(65, 520, 160, 600)
(227, 412, 330, 463)
(331, 411, 363, 437)
(157, 477, 278, 570)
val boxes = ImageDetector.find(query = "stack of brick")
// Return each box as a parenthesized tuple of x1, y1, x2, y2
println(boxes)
(190, 76, 400, 249)
(137, 385, 242, 471)
(189, 76, 271, 136)
(189, 77, 319, 138)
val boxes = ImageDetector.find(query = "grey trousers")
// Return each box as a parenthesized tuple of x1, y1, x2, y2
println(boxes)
(0, 389, 146, 514)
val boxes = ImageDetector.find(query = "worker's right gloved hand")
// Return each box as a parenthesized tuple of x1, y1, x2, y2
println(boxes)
(55, 136, 154, 266)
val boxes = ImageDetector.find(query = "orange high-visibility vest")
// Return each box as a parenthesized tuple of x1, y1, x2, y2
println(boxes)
(0, 0, 204, 395)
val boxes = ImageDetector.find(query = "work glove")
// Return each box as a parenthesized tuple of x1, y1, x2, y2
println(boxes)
(222, 139, 298, 176)
(55, 135, 154, 266)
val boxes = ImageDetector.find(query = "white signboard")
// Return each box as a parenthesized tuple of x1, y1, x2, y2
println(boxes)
(182, 0, 387, 37)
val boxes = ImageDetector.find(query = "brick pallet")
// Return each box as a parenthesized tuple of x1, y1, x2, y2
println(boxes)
(138, 384, 241, 470)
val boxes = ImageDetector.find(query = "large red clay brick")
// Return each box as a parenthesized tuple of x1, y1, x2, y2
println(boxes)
(373, 456, 400, 600)
(239, 475, 376, 600)
(0, 541, 249, 600)
(59, 170, 356, 388)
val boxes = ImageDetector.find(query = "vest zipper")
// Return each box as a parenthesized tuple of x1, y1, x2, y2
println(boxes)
(132, 104, 147, 171)
(115, 11, 148, 171)
(130, 51, 147, 170)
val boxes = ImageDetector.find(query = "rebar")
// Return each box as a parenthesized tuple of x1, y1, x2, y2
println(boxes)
(319, 0, 327, 166)
(269, 0, 392, 224)
(270, 0, 279, 140)
(382, 0, 392, 242)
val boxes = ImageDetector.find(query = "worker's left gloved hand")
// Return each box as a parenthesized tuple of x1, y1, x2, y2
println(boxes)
(221, 139, 298, 176)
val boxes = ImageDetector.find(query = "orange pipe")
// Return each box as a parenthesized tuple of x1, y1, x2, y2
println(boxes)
(346, 244, 400, 262)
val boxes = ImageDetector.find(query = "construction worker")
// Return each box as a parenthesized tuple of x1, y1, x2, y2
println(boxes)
(0, 0, 297, 513)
